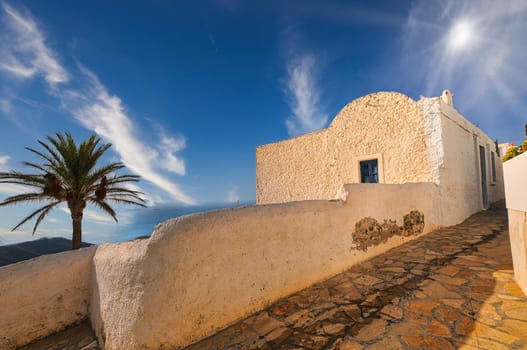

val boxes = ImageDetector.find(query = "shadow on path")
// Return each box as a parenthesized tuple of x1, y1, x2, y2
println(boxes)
(184, 205, 527, 350)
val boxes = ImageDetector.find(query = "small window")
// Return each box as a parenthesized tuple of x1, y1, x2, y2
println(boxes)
(491, 151, 497, 184)
(360, 159, 379, 183)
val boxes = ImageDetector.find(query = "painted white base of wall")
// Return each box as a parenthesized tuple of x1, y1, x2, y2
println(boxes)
(0, 246, 96, 349)
(508, 209, 527, 296)
(503, 152, 527, 296)
(2, 182, 502, 350)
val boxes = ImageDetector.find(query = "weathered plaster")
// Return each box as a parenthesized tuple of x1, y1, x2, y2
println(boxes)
(0, 246, 96, 349)
(256, 92, 434, 205)
(256, 91, 505, 228)
(503, 152, 527, 295)
(352, 210, 424, 251)
(420, 96, 444, 184)
(437, 99, 505, 225)
(90, 183, 441, 350)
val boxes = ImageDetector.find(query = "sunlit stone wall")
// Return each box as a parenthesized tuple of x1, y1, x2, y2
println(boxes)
(256, 92, 436, 205)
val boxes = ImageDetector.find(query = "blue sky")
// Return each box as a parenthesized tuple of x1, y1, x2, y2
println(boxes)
(0, 0, 526, 244)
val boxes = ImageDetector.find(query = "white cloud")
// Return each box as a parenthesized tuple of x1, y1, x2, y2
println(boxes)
(227, 185, 240, 203)
(60, 206, 113, 224)
(58, 67, 195, 204)
(159, 132, 186, 176)
(84, 209, 115, 223)
(123, 183, 156, 206)
(1, 2, 69, 84)
(0, 3, 196, 205)
(284, 54, 328, 136)
(0, 154, 10, 171)
(0, 155, 31, 194)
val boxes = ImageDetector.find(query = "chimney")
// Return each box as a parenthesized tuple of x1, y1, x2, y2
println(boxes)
(441, 90, 454, 107)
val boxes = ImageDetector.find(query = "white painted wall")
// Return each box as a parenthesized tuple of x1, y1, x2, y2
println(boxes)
(90, 183, 441, 350)
(256, 92, 435, 204)
(0, 246, 96, 349)
(255, 92, 505, 229)
(437, 99, 505, 226)
(503, 152, 527, 295)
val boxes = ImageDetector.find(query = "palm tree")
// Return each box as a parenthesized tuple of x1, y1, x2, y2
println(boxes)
(0, 132, 146, 249)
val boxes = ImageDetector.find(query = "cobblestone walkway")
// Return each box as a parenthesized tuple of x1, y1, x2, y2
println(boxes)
(184, 206, 527, 350)
(16, 206, 527, 349)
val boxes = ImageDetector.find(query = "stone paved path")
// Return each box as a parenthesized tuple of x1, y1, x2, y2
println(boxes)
(16, 205, 527, 349)
(184, 206, 527, 350)
(17, 321, 98, 350)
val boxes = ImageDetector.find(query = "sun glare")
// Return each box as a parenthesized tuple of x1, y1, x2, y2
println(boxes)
(448, 19, 475, 52)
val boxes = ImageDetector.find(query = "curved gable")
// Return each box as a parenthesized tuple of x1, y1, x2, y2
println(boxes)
(328, 91, 419, 131)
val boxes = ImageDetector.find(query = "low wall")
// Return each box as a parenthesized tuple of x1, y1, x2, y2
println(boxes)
(503, 152, 527, 295)
(0, 246, 96, 349)
(91, 183, 442, 350)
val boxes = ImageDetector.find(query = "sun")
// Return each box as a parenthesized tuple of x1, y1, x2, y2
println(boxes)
(448, 19, 475, 52)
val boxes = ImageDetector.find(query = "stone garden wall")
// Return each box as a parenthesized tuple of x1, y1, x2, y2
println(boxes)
(0, 246, 96, 349)
(91, 183, 442, 349)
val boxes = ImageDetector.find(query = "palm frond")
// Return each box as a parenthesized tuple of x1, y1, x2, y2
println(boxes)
(99, 197, 147, 207)
(21, 161, 48, 173)
(3, 132, 146, 245)
(32, 202, 61, 234)
(11, 201, 61, 232)
(0, 192, 51, 207)
(87, 198, 118, 222)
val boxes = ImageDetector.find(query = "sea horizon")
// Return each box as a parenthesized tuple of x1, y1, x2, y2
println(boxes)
(0, 201, 254, 247)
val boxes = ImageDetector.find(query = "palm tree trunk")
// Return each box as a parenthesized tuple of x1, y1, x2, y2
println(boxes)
(71, 211, 83, 250)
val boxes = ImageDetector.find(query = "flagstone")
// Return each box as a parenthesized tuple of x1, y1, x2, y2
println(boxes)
(328, 338, 363, 350)
(406, 300, 439, 315)
(379, 305, 403, 320)
(427, 318, 451, 337)
(389, 321, 427, 336)
(437, 265, 460, 276)
(401, 335, 455, 350)
(501, 300, 527, 321)
(498, 319, 527, 340)
(354, 318, 388, 341)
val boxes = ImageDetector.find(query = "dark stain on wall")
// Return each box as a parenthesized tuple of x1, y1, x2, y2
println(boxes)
(352, 211, 425, 251)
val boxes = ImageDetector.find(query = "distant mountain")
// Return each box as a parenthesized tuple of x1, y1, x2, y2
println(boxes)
(0, 237, 92, 267)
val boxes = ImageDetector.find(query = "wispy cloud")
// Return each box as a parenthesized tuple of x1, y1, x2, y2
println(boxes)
(227, 185, 240, 203)
(0, 154, 32, 195)
(0, 2, 68, 84)
(59, 206, 113, 224)
(157, 128, 186, 176)
(0, 3, 196, 205)
(0, 155, 9, 171)
(284, 54, 328, 136)
(58, 67, 195, 204)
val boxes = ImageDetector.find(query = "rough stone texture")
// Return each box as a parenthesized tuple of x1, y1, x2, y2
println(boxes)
(352, 211, 424, 251)
(256, 92, 505, 229)
(256, 92, 434, 205)
(17, 321, 98, 350)
(402, 210, 425, 236)
(89, 183, 441, 350)
(0, 246, 96, 349)
(23, 205, 527, 350)
(184, 205, 527, 350)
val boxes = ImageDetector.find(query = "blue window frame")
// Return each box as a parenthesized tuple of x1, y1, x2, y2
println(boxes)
(360, 159, 379, 183)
